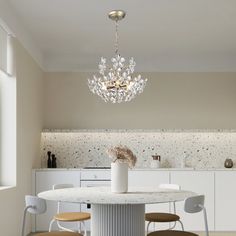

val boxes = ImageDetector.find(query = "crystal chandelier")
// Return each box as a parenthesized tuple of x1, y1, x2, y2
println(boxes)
(88, 10, 147, 103)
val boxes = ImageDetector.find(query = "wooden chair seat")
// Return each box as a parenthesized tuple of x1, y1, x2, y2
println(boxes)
(148, 230, 198, 236)
(54, 212, 91, 222)
(36, 232, 83, 236)
(145, 212, 180, 222)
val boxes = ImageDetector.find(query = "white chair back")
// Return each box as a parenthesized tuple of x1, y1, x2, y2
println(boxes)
(159, 184, 180, 190)
(25, 195, 47, 214)
(184, 195, 205, 213)
(184, 195, 209, 236)
(22, 196, 47, 236)
(53, 183, 74, 190)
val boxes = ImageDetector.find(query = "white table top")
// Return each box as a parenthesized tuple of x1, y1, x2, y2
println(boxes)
(38, 187, 196, 204)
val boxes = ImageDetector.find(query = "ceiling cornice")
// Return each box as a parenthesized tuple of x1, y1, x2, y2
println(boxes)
(0, 0, 44, 70)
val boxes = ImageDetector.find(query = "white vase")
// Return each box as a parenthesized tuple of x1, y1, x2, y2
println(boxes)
(111, 162, 128, 193)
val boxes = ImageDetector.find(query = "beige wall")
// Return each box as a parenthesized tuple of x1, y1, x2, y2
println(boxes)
(0, 39, 43, 236)
(44, 72, 236, 129)
(0, 44, 236, 236)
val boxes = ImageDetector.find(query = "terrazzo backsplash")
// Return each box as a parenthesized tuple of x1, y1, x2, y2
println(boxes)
(41, 130, 236, 169)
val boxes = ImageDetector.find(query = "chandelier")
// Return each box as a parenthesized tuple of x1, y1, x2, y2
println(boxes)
(88, 10, 147, 103)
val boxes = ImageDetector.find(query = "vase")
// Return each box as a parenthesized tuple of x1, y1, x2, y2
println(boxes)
(111, 162, 128, 193)
(224, 158, 233, 168)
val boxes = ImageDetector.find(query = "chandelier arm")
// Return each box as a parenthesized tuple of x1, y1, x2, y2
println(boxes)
(115, 20, 119, 55)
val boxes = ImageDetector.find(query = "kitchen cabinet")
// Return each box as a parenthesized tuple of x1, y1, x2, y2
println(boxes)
(129, 170, 170, 230)
(215, 171, 236, 231)
(33, 170, 80, 232)
(80, 169, 111, 230)
(170, 171, 214, 231)
(33, 168, 236, 233)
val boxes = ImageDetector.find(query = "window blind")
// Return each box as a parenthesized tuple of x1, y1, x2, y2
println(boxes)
(0, 25, 8, 74)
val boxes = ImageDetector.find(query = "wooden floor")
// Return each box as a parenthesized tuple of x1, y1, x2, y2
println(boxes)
(29, 232, 236, 236)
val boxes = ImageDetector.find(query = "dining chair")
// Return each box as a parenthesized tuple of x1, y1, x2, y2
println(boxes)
(22, 195, 82, 236)
(147, 195, 209, 236)
(146, 184, 184, 233)
(49, 184, 90, 236)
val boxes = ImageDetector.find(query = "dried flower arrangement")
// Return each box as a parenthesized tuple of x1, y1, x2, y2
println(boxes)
(107, 145, 137, 168)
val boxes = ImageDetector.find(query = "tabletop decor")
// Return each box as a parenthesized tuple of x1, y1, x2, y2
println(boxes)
(224, 158, 233, 168)
(151, 155, 161, 168)
(88, 10, 147, 103)
(107, 145, 137, 193)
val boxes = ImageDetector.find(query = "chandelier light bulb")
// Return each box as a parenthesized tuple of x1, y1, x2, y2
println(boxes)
(88, 10, 147, 103)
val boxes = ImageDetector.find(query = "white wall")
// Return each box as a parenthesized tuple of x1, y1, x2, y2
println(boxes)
(0, 39, 43, 236)
(44, 72, 236, 129)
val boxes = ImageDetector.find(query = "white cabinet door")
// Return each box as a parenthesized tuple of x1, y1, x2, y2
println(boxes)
(170, 171, 214, 231)
(34, 170, 80, 232)
(215, 171, 236, 231)
(80, 180, 111, 231)
(129, 170, 170, 231)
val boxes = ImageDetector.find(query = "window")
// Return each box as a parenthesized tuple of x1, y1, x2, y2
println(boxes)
(0, 24, 16, 188)
(0, 25, 8, 75)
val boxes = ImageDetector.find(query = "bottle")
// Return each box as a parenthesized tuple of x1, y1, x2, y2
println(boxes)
(47, 151, 52, 168)
(180, 156, 185, 168)
(151, 155, 161, 168)
(52, 154, 57, 168)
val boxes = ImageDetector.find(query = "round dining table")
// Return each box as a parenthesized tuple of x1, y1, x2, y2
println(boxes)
(38, 186, 195, 236)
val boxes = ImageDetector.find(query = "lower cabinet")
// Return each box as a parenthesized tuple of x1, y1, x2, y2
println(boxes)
(33, 169, 236, 233)
(129, 170, 170, 231)
(170, 171, 215, 231)
(33, 170, 81, 232)
(215, 171, 236, 231)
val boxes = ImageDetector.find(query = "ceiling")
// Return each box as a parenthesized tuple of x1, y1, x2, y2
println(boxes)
(4, 0, 236, 72)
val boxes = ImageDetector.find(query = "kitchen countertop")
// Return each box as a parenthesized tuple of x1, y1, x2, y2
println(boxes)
(33, 168, 236, 171)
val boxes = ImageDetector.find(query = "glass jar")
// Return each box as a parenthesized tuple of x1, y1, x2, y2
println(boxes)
(151, 155, 161, 168)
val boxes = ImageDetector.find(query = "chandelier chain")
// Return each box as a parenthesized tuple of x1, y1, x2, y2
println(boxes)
(115, 20, 119, 55)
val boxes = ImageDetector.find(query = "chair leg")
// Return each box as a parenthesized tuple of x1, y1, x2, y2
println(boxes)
(81, 221, 87, 236)
(178, 220, 184, 231)
(146, 221, 152, 234)
(77, 222, 81, 234)
(168, 221, 177, 230)
(49, 219, 56, 232)
(57, 221, 74, 232)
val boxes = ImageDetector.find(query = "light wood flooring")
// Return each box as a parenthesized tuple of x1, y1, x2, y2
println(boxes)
(29, 232, 236, 236)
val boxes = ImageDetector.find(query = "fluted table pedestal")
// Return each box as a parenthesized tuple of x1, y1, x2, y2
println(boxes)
(91, 204, 145, 236)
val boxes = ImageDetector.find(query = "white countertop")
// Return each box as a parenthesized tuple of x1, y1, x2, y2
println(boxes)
(38, 186, 195, 204)
(33, 168, 236, 171)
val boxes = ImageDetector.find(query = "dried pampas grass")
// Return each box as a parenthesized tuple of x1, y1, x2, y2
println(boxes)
(107, 145, 137, 168)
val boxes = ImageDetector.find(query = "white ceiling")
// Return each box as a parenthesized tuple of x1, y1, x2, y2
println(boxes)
(4, 0, 236, 72)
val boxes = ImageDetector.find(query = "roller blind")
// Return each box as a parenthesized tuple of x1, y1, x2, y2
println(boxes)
(0, 25, 8, 74)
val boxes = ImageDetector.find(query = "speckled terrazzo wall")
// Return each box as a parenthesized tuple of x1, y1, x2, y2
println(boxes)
(41, 130, 236, 169)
